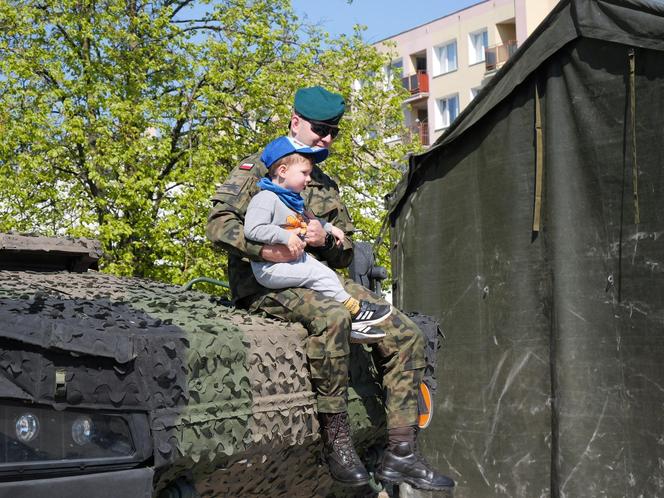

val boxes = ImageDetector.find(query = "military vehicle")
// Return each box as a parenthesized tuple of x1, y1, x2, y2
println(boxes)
(0, 233, 442, 497)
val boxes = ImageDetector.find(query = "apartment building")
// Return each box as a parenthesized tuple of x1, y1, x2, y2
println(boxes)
(376, 0, 559, 146)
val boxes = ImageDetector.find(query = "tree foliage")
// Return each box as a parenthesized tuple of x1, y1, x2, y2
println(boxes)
(0, 0, 418, 285)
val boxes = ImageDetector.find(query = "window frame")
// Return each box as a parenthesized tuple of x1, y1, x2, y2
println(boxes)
(432, 39, 458, 76)
(384, 58, 403, 87)
(435, 93, 460, 130)
(468, 28, 489, 65)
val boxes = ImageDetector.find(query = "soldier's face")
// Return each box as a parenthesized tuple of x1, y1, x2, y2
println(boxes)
(290, 114, 336, 149)
(278, 160, 313, 193)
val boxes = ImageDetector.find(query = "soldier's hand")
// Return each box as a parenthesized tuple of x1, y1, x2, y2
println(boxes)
(329, 225, 345, 246)
(260, 244, 298, 263)
(304, 219, 326, 247)
(287, 233, 305, 258)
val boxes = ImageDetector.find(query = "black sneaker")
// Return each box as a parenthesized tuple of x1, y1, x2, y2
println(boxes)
(350, 325, 386, 344)
(351, 301, 392, 330)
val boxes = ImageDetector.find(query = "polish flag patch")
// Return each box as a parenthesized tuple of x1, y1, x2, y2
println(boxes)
(239, 163, 254, 170)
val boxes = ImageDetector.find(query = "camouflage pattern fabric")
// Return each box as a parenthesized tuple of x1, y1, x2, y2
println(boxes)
(0, 268, 387, 497)
(207, 152, 267, 302)
(207, 154, 426, 427)
(252, 278, 426, 427)
(342, 279, 426, 429)
(248, 285, 351, 414)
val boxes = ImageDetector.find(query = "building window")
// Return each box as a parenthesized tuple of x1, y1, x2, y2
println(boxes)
(435, 94, 459, 129)
(384, 58, 403, 87)
(432, 40, 457, 76)
(468, 29, 488, 65)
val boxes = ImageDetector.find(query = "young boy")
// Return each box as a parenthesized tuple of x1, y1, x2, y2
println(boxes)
(244, 136, 391, 342)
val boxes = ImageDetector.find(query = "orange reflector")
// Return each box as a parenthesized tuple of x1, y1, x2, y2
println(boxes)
(418, 382, 433, 429)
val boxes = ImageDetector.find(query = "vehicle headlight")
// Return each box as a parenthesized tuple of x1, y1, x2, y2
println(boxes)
(71, 415, 93, 446)
(15, 413, 39, 443)
(1, 402, 151, 476)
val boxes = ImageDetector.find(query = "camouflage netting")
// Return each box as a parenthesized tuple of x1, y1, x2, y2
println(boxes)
(0, 269, 387, 497)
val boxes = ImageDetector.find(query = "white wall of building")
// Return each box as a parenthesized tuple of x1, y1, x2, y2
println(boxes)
(376, 0, 558, 145)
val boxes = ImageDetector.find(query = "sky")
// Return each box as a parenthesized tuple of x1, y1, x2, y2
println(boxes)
(290, 0, 483, 43)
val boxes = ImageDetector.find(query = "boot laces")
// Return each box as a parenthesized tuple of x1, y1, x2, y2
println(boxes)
(328, 413, 361, 467)
(412, 439, 436, 473)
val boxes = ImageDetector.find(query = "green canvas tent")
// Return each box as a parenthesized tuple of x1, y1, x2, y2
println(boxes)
(387, 0, 664, 496)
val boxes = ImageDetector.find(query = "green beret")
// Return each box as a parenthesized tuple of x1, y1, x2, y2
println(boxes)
(294, 86, 345, 125)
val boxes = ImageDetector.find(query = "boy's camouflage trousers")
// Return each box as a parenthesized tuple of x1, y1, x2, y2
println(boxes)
(249, 278, 426, 429)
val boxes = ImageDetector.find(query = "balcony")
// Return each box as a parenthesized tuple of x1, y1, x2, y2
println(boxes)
(401, 70, 429, 101)
(403, 121, 430, 146)
(485, 40, 518, 71)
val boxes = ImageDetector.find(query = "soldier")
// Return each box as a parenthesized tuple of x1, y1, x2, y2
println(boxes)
(207, 86, 455, 491)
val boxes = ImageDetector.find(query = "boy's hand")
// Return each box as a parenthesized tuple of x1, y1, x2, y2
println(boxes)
(287, 233, 306, 258)
(329, 225, 345, 246)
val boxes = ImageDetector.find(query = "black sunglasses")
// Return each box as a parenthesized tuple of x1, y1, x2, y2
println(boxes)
(298, 114, 340, 139)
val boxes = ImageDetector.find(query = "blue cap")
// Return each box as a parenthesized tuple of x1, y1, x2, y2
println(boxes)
(261, 136, 329, 169)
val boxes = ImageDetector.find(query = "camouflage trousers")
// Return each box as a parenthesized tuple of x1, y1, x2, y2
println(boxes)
(248, 277, 426, 429)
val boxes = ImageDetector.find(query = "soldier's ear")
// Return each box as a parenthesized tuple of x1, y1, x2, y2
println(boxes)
(290, 114, 301, 134)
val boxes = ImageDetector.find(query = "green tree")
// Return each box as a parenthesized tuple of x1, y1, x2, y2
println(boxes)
(0, 0, 417, 285)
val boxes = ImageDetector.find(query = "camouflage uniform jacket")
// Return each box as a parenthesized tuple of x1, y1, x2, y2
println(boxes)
(207, 151, 356, 304)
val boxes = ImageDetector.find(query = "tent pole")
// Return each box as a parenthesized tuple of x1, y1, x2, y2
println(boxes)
(533, 80, 544, 233)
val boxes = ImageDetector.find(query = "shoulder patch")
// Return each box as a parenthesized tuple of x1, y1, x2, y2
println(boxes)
(217, 183, 243, 195)
(214, 173, 256, 198)
(239, 163, 254, 170)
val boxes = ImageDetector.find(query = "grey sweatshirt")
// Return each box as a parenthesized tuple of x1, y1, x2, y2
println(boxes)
(244, 190, 332, 245)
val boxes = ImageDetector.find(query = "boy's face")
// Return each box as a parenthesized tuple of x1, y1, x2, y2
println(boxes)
(277, 158, 313, 193)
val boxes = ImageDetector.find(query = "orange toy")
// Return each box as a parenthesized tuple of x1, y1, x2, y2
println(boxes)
(282, 214, 308, 238)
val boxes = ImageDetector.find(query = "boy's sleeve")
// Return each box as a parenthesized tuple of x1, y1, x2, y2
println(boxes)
(245, 192, 292, 245)
(319, 218, 334, 234)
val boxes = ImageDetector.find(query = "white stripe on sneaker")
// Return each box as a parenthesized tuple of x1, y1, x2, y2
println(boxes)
(351, 305, 394, 330)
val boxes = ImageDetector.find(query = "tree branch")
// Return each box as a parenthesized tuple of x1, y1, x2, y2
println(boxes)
(54, 24, 84, 60)
(157, 75, 207, 183)
(169, 0, 197, 19)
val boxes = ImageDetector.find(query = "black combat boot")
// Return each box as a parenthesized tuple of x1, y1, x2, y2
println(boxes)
(377, 426, 455, 491)
(320, 412, 370, 487)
